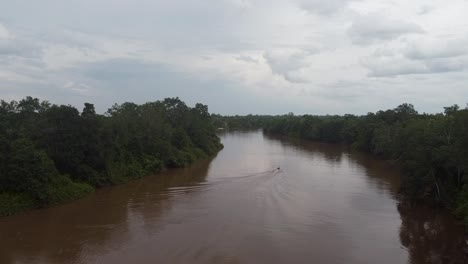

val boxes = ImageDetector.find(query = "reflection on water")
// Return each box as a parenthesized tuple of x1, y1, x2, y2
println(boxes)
(398, 201, 466, 264)
(264, 133, 466, 264)
(0, 160, 213, 264)
(0, 131, 465, 264)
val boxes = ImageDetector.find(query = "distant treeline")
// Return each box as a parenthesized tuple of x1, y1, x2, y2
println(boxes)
(0, 97, 223, 216)
(212, 114, 273, 130)
(215, 104, 468, 223)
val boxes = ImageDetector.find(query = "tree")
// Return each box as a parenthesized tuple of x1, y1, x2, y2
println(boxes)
(443, 104, 459, 116)
(4, 138, 58, 201)
(82, 103, 96, 117)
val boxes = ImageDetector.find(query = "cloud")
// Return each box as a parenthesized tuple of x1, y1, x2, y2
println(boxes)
(403, 37, 468, 60)
(362, 53, 468, 77)
(0, 70, 42, 83)
(362, 35, 468, 77)
(236, 55, 258, 63)
(362, 55, 428, 77)
(0, 23, 10, 39)
(424, 57, 468, 73)
(63, 81, 95, 96)
(298, 0, 357, 15)
(418, 5, 434, 15)
(70, 58, 277, 114)
(348, 14, 425, 45)
(0, 39, 43, 59)
(263, 48, 316, 83)
(0, 23, 43, 59)
(1, 0, 468, 115)
(299, 80, 373, 103)
(224, 0, 252, 9)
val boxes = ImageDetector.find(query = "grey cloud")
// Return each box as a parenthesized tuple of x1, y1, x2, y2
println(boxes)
(0, 25, 46, 83)
(363, 55, 468, 77)
(2, 57, 231, 112)
(1, 1, 468, 115)
(425, 57, 468, 73)
(236, 55, 258, 63)
(368, 64, 428, 77)
(404, 38, 468, 60)
(364, 36, 468, 77)
(263, 49, 314, 83)
(83, 59, 167, 81)
(0, 23, 10, 39)
(0, 24, 43, 58)
(76, 59, 300, 114)
(348, 15, 425, 45)
(63, 81, 95, 97)
(0, 79, 93, 106)
(405, 47, 466, 60)
(322, 80, 374, 99)
(418, 5, 434, 15)
(201, 56, 213, 61)
(1, 1, 258, 52)
(298, 0, 357, 15)
(74, 58, 262, 113)
(283, 73, 309, 83)
(299, 82, 368, 103)
(70, 58, 305, 114)
(0, 38, 43, 58)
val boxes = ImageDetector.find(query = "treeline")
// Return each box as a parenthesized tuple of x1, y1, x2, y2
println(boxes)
(0, 97, 223, 216)
(218, 104, 468, 223)
(211, 114, 272, 130)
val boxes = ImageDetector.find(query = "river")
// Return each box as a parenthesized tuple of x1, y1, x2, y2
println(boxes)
(0, 131, 465, 264)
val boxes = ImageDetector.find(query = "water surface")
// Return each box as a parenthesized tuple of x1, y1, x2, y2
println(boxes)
(0, 131, 465, 264)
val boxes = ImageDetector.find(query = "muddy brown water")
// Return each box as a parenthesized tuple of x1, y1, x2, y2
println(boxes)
(0, 131, 466, 264)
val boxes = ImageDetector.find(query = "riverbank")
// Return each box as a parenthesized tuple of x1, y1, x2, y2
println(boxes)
(0, 185, 94, 217)
(215, 106, 468, 224)
(0, 97, 223, 217)
(269, 127, 468, 225)
(266, 129, 468, 223)
(1, 130, 465, 264)
(0, 149, 224, 217)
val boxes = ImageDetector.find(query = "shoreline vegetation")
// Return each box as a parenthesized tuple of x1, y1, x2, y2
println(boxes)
(213, 103, 468, 224)
(0, 97, 223, 216)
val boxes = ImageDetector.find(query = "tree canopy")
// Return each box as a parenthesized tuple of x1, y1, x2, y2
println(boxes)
(0, 97, 223, 216)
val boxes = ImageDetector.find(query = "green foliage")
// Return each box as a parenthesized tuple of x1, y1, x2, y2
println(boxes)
(212, 114, 274, 130)
(142, 155, 164, 174)
(3, 138, 59, 202)
(46, 176, 94, 205)
(0, 193, 36, 216)
(0, 97, 223, 216)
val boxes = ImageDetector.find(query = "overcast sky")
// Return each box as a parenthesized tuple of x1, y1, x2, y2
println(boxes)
(1, 0, 467, 115)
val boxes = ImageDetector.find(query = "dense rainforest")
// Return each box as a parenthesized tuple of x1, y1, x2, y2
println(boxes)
(214, 104, 468, 223)
(0, 97, 223, 216)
